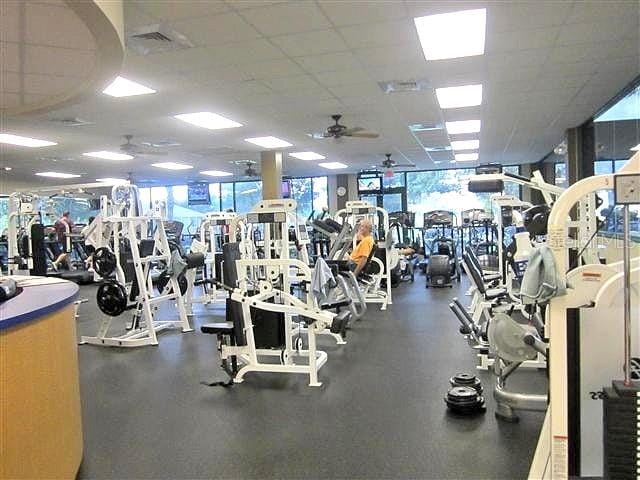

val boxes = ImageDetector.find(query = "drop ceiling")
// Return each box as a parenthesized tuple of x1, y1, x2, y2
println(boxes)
(1, 0, 639, 187)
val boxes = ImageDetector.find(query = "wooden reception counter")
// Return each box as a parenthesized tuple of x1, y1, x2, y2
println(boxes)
(1, 276, 82, 479)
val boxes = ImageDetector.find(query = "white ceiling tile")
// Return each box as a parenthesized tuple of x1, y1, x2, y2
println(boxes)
(211, 39, 286, 65)
(365, 62, 430, 82)
(226, 0, 287, 10)
(1, 42, 20, 72)
(295, 52, 359, 74)
(133, 0, 230, 21)
(1, 1, 20, 42)
(328, 82, 383, 99)
(534, 73, 592, 90)
(528, 88, 581, 108)
(319, 0, 408, 27)
(338, 19, 418, 49)
(565, 1, 639, 24)
(539, 61, 598, 77)
(354, 44, 423, 68)
(241, 58, 305, 79)
(405, 1, 488, 19)
(1, 71, 19, 92)
(24, 73, 82, 96)
(24, 45, 96, 77)
(487, 65, 542, 82)
(313, 68, 371, 87)
(123, 3, 157, 29)
(556, 19, 637, 46)
(487, 48, 550, 70)
(0, 92, 21, 110)
(271, 29, 349, 57)
(488, 2, 573, 33)
(238, 2, 331, 36)
(187, 65, 255, 84)
(548, 42, 622, 64)
(488, 78, 537, 95)
(486, 27, 560, 54)
(25, 3, 96, 51)
(169, 12, 261, 46)
(261, 74, 322, 91)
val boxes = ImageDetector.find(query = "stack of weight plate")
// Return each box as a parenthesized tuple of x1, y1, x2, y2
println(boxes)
(602, 380, 640, 480)
(444, 373, 485, 415)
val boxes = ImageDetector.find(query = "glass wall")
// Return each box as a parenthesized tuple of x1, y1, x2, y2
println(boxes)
(137, 176, 329, 236)
(594, 81, 639, 236)
(406, 165, 520, 227)
(0, 196, 8, 235)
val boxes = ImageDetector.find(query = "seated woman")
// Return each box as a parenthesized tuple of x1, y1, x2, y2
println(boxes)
(348, 219, 375, 276)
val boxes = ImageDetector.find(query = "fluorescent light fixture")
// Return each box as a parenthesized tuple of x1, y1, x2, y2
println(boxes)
(290, 151, 326, 160)
(0, 133, 57, 147)
(174, 112, 242, 130)
(151, 162, 193, 170)
(201, 170, 233, 177)
(424, 145, 452, 152)
(451, 140, 480, 151)
(83, 151, 134, 161)
(436, 84, 482, 108)
(409, 123, 443, 132)
(318, 162, 348, 170)
(96, 177, 128, 183)
(630, 143, 640, 151)
(446, 120, 481, 135)
(454, 152, 479, 162)
(35, 171, 81, 178)
(102, 76, 156, 97)
(414, 9, 486, 61)
(244, 136, 293, 149)
(4, 167, 12, 171)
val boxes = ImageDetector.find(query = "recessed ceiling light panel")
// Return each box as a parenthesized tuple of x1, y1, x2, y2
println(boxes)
(319, 162, 348, 170)
(445, 120, 481, 135)
(290, 151, 326, 160)
(436, 84, 483, 108)
(201, 170, 233, 177)
(451, 140, 480, 151)
(244, 136, 293, 149)
(0, 133, 57, 147)
(151, 162, 193, 170)
(83, 151, 134, 160)
(454, 153, 479, 162)
(35, 171, 81, 178)
(96, 178, 128, 183)
(174, 112, 243, 130)
(414, 9, 486, 61)
(103, 76, 156, 97)
(630, 143, 640, 151)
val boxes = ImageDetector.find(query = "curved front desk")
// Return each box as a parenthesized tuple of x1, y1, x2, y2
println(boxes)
(0, 276, 82, 479)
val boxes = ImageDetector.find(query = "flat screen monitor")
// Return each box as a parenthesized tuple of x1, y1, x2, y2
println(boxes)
(188, 183, 211, 206)
(358, 176, 382, 193)
(476, 163, 503, 175)
(282, 180, 292, 199)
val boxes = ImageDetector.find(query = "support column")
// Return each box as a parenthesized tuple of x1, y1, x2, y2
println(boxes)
(260, 151, 282, 200)
(567, 121, 595, 184)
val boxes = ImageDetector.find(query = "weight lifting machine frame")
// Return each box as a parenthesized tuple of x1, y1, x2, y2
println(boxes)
(80, 185, 192, 347)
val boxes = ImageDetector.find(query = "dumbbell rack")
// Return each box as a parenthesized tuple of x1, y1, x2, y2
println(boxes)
(81, 215, 192, 348)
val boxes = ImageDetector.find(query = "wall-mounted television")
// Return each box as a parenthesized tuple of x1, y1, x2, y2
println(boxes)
(188, 183, 211, 205)
(282, 179, 292, 199)
(358, 176, 382, 194)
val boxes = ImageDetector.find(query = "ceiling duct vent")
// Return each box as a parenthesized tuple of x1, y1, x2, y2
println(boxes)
(126, 24, 195, 56)
(51, 117, 94, 127)
(378, 79, 431, 93)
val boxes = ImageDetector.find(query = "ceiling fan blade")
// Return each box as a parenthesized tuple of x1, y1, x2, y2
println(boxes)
(308, 132, 331, 139)
(136, 150, 169, 156)
(341, 127, 365, 135)
(347, 131, 380, 138)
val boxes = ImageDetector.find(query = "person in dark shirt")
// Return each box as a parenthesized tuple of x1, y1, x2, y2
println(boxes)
(51, 211, 73, 270)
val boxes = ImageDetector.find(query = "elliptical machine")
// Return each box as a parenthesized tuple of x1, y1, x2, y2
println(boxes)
(423, 210, 460, 288)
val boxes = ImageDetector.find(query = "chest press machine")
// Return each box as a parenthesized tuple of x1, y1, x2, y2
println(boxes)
(200, 199, 350, 387)
(80, 185, 193, 347)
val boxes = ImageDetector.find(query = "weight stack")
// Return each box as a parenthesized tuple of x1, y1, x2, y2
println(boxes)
(602, 380, 640, 479)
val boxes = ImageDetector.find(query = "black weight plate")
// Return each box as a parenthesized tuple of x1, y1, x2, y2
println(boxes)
(93, 247, 117, 278)
(97, 281, 127, 316)
(157, 273, 188, 296)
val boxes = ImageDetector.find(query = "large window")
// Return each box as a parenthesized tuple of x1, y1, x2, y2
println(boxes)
(594, 81, 639, 236)
(406, 166, 521, 228)
(0, 196, 8, 234)
(136, 176, 328, 230)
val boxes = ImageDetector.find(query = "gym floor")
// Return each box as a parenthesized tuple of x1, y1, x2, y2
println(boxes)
(75, 277, 546, 479)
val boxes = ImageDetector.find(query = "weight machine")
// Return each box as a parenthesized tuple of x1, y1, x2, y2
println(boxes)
(422, 210, 460, 287)
(80, 185, 192, 347)
(335, 201, 394, 310)
(529, 152, 640, 479)
(7, 193, 42, 275)
(183, 211, 237, 313)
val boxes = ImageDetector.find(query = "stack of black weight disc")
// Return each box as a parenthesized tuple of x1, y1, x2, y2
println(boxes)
(445, 373, 485, 415)
(602, 380, 639, 479)
(450, 373, 483, 395)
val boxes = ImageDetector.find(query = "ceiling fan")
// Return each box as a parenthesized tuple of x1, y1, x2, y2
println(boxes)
(374, 153, 415, 176)
(120, 134, 168, 156)
(309, 114, 380, 140)
(239, 160, 259, 178)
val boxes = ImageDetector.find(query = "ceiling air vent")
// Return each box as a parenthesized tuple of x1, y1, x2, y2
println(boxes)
(126, 24, 195, 55)
(378, 79, 431, 93)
